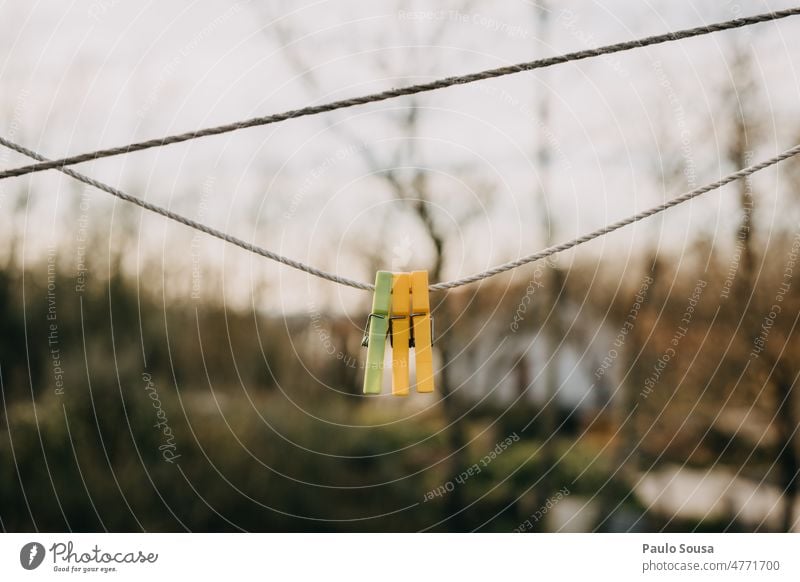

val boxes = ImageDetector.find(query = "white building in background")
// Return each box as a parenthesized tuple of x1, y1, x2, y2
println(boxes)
(446, 295, 620, 418)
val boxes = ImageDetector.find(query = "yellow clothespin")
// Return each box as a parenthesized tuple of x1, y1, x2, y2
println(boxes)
(390, 273, 411, 397)
(410, 270, 434, 393)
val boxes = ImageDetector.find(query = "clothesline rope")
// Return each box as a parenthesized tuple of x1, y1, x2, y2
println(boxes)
(0, 6, 798, 182)
(0, 136, 374, 290)
(2, 134, 798, 291)
(429, 143, 800, 290)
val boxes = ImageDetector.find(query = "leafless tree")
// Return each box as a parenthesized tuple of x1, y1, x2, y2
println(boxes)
(258, 0, 497, 528)
(725, 41, 798, 532)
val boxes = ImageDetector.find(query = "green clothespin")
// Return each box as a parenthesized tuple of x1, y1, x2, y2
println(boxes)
(362, 270, 392, 394)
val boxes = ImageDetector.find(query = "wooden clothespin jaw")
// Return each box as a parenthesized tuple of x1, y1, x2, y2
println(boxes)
(410, 270, 435, 393)
(362, 271, 392, 394)
(390, 273, 411, 397)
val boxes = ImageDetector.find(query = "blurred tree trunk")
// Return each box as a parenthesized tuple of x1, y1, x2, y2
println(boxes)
(411, 172, 470, 531)
(528, 0, 561, 531)
(726, 48, 757, 302)
(727, 45, 798, 531)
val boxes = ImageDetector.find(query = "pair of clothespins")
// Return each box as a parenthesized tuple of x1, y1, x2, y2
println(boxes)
(362, 270, 434, 396)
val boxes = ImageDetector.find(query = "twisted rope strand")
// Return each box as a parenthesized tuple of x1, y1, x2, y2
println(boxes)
(3, 136, 798, 292)
(429, 143, 800, 290)
(0, 6, 798, 181)
(0, 136, 372, 290)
